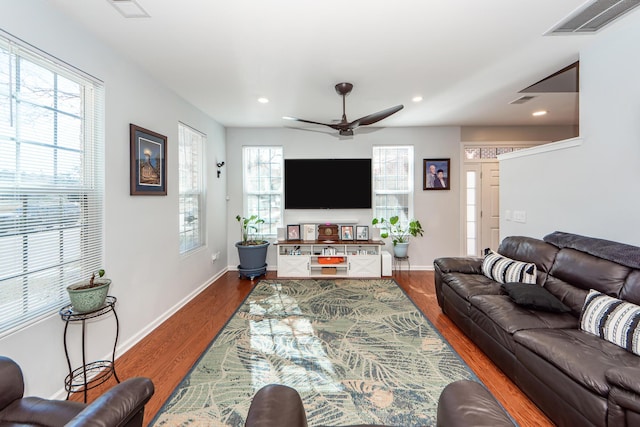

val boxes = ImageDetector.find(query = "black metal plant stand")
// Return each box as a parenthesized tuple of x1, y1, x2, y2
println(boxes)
(59, 296, 120, 403)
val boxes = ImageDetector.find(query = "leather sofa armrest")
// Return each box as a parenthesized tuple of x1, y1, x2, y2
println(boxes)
(65, 377, 154, 427)
(0, 356, 24, 411)
(436, 380, 515, 427)
(434, 257, 484, 275)
(245, 384, 308, 427)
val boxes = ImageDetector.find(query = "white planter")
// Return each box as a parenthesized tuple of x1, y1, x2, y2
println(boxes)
(393, 242, 409, 258)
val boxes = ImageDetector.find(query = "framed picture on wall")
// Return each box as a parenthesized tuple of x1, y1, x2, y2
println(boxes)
(130, 124, 167, 195)
(423, 158, 450, 190)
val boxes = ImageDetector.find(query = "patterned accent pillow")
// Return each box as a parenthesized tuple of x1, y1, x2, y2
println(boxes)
(580, 289, 640, 356)
(482, 250, 537, 284)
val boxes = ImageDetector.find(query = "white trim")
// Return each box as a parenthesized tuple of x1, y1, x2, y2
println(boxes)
(498, 137, 583, 160)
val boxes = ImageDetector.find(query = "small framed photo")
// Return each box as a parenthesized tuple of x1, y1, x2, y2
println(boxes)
(130, 124, 167, 195)
(303, 224, 316, 241)
(340, 225, 354, 240)
(355, 225, 369, 241)
(287, 224, 301, 240)
(423, 158, 451, 190)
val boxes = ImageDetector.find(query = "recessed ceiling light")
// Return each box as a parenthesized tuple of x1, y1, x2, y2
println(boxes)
(257, 97, 269, 104)
(532, 110, 548, 116)
(412, 96, 423, 103)
(107, 0, 149, 18)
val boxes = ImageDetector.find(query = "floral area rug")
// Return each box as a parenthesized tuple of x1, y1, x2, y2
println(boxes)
(151, 279, 479, 426)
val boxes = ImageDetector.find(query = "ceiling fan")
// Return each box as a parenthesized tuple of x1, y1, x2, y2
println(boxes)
(283, 82, 404, 136)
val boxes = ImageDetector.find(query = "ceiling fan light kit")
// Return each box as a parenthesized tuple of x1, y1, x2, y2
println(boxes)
(285, 82, 404, 136)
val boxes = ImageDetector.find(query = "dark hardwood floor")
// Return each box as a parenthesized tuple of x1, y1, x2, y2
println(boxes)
(72, 271, 552, 426)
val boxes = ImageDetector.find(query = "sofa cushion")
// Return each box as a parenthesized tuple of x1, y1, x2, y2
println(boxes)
(580, 289, 640, 356)
(482, 251, 537, 284)
(514, 328, 640, 397)
(501, 282, 570, 313)
(469, 294, 577, 353)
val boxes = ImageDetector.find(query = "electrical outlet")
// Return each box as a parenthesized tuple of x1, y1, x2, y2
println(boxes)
(513, 210, 527, 223)
(211, 251, 220, 263)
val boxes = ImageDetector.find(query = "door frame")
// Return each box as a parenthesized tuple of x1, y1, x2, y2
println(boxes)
(460, 142, 540, 256)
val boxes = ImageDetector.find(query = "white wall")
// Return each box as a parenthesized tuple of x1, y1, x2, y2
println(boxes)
(226, 126, 463, 270)
(0, 2, 227, 397)
(500, 10, 640, 246)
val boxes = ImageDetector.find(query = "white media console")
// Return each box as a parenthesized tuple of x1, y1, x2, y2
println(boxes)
(275, 240, 385, 278)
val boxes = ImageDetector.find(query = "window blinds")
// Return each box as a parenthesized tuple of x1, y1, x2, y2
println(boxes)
(0, 32, 105, 336)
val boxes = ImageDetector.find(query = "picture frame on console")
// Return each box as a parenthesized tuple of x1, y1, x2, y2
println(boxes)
(287, 224, 301, 240)
(340, 225, 354, 240)
(356, 225, 369, 241)
(423, 158, 450, 190)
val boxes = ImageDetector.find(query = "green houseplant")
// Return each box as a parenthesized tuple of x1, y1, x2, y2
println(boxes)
(372, 216, 424, 257)
(235, 215, 269, 279)
(66, 269, 111, 313)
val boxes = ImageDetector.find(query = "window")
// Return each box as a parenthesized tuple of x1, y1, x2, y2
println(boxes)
(372, 146, 414, 223)
(242, 146, 283, 237)
(0, 33, 104, 335)
(178, 123, 205, 254)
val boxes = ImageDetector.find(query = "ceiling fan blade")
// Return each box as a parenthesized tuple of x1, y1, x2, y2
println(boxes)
(284, 116, 345, 131)
(349, 104, 404, 128)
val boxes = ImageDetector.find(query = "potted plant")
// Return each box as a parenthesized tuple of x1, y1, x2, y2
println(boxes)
(372, 216, 424, 257)
(235, 215, 270, 279)
(66, 269, 111, 313)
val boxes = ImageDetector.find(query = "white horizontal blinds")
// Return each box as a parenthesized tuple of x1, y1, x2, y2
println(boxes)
(0, 34, 104, 335)
(178, 122, 205, 254)
(242, 146, 283, 237)
(372, 146, 413, 223)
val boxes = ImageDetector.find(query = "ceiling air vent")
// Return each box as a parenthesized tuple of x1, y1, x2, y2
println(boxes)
(510, 96, 536, 105)
(548, 0, 640, 34)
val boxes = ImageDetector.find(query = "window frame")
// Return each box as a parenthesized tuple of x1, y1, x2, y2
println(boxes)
(0, 31, 105, 336)
(178, 122, 206, 255)
(242, 146, 283, 238)
(372, 145, 414, 225)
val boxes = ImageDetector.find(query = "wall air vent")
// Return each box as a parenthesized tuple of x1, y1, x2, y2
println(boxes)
(510, 96, 536, 105)
(548, 0, 640, 34)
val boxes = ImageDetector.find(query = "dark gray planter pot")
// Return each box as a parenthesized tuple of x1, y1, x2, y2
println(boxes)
(236, 241, 269, 279)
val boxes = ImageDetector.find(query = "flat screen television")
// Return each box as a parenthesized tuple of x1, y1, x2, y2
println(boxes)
(284, 158, 372, 209)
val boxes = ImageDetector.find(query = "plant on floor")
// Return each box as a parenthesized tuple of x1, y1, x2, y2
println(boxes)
(372, 216, 424, 246)
(236, 214, 266, 245)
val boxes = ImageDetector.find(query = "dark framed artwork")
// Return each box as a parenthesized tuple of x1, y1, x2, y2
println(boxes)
(423, 158, 451, 190)
(130, 124, 167, 195)
(287, 224, 301, 240)
(340, 225, 354, 240)
(355, 225, 369, 241)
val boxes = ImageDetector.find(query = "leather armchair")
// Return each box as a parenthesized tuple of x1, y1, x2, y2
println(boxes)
(0, 356, 154, 427)
(245, 381, 513, 427)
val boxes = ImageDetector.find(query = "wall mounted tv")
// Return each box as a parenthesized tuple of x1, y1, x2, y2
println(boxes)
(284, 158, 372, 209)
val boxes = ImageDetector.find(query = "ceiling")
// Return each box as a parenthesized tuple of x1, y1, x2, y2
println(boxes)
(48, 0, 622, 130)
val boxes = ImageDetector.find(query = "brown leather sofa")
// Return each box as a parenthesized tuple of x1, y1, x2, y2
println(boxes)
(0, 356, 154, 427)
(434, 231, 640, 427)
(245, 381, 514, 427)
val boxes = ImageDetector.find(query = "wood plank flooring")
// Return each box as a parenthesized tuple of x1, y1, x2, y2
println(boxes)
(72, 271, 552, 426)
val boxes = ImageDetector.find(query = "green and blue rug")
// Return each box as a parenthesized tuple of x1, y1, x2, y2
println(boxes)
(152, 279, 479, 426)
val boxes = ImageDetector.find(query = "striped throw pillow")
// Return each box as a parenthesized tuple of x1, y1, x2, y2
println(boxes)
(482, 250, 537, 284)
(580, 289, 640, 356)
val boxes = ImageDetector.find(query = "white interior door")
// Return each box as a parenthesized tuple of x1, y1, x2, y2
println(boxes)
(480, 162, 500, 251)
